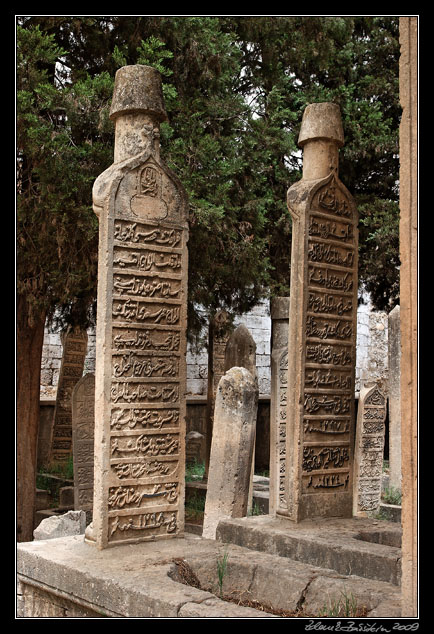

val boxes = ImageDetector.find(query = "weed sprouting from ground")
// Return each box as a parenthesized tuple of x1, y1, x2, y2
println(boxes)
(318, 589, 367, 618)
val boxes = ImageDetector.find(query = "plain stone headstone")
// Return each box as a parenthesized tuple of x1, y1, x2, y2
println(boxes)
(202, 367, 258, 540)
(224, 323, 257, 379)
(33, 510, 86, 540)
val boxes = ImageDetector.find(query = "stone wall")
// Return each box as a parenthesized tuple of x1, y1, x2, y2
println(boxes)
(40, 296, 387, 400)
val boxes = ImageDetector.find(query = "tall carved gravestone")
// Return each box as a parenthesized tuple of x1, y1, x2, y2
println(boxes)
(269, 297, 290, 516)
(86, 66, 189, 549)
(71, 373, 95, 524)
(282, 103, 358, 522)
(49, 328, 88, 464)
(353, 381, 387, 516)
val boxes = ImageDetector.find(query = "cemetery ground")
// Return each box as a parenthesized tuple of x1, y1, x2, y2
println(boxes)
(26, 457, 402, 618)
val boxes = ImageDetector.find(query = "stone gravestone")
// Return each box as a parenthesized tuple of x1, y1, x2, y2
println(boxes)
(269, 297, 290, 516)
(71, 373, 95, 524)
(224, 324, 257, 380)
(202, 367, 258, 539)
(85, 65, 189, 549)
(388, 305, 401, 491)
(224, 323, 258, 510)
(283, 103, 358, 522)
(204, 310, 233, 479)
(353, 381, 387, 517)
(49, 328, 88, 464)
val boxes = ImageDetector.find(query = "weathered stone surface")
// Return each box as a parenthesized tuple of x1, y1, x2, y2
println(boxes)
(33, 511, 86, 540)
(17, 532, 401, 618)
(353, 381, 387, 517)
(202, 367, 258, 539)
(49, 329, 87, 464)
(87, 65, 189, 549)
(224, 323, 257, 379)
(269, 297, 289, 515)
(216, 515, 401, 586)
(71, 373, 95, 521)
(399, 17, 418, 617)
(204, 310, 233, 478)
(283, 102, 358, 521)
(388, 305, 401, 491)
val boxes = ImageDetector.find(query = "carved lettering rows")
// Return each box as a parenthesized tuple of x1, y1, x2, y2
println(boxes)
(106, 215, 186, 543)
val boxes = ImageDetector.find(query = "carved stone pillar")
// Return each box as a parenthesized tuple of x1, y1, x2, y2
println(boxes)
(86, 65, 189, 548)
(282, 103, 358, 522)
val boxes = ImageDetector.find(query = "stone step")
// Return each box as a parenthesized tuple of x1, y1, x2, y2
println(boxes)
(216, 514, 402, 587)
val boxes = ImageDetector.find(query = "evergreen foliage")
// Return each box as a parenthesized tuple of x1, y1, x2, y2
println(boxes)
(17, 16, 401, 336)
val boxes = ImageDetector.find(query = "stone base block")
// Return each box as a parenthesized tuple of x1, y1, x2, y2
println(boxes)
(216, 515, 402, 586)
(17, 530, 402, 618)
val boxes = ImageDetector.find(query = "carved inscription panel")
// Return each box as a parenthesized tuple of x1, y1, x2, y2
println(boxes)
(353, 383, 387, 515)
(71, 373, 95, 518)
(301, 175, 357, 504)
(50, 330, 87, 463)
(93, 153, 188, 547)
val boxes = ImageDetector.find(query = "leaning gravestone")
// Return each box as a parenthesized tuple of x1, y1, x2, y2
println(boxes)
(85, 65, 189, 549)
(49, 328, 87, 464)
(353, 381, 387, 516)
(202, 367, 258, 539)
(269, 297, 290, 515)
(283, 103, 358, 522)
(71, 373, 95, 523)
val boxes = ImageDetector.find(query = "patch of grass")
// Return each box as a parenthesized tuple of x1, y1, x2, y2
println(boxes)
(185, 490, 205, 522)
(39, 454, 74, 480)
(318, 590, 367, 618)
(248, 501, 263, 516)
(254, 469, 269, 478)
(217, 547, 229, 598)
(382, 486, 402, 505)
(185, 459, 205, 482)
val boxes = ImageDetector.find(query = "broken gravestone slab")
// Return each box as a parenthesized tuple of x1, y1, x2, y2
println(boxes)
(33, 510, 86, 541)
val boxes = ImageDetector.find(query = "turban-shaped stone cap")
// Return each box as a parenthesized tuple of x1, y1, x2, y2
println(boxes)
(109, 64, 168, 123)
(298, 102, 344, 148)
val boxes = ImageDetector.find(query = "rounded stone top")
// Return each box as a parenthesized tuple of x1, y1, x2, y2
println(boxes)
(109, 65, 168, 122)
(298, 102, 344, 148)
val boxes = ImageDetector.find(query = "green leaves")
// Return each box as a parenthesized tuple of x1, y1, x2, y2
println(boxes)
(17, 16, 401, 333)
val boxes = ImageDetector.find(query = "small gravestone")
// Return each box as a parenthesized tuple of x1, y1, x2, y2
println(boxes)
(202, 367, 258, 540)
(204, 310, 233, 478)
(49, 328, 88, 464)
(71, 373, 95, 524)
(224, 324, 257, 379)
(353, 381, 387, 516)
(269, 297, 290, 515)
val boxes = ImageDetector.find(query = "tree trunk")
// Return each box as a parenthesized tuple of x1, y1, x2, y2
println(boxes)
(16, 294, 46, 542)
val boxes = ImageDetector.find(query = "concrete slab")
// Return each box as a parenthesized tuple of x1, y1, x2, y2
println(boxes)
(17, 528, 401, 618)
(216, 515, 401, 586)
